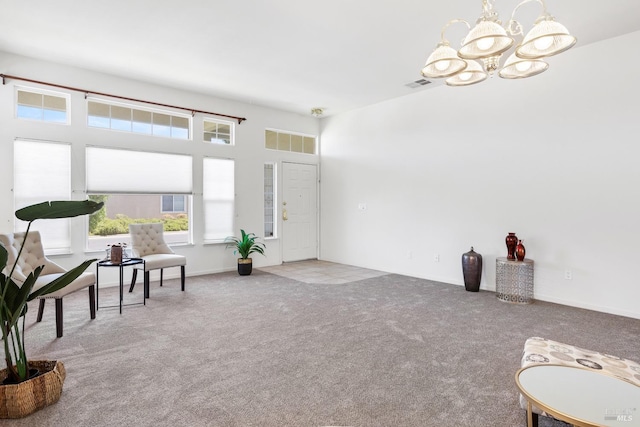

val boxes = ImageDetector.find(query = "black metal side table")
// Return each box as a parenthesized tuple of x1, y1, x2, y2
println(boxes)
(96, 258, 145, 314)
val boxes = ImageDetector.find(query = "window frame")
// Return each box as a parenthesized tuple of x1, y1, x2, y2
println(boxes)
(161, 194, 187, 213)
(86, 97, 192, 140)
(13, 139, 72, 254)
(264, 163, 276, 238)
(203, 157, 235, 243)
(265, 128, 317, 155)
(203, 117, 234, 145)
(15, 86, 70, 125)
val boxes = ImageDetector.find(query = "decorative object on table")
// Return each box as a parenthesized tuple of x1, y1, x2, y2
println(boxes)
(461, 247, 483, 292)
(225, 229, 266, 276)
(505, 232, 518, 260)
(109, 244, 123, 264)
(516, 240, 526, 261)
(0, 200, 103, 418)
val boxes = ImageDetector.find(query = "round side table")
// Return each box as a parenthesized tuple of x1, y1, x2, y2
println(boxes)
(495, 257, 534, 304)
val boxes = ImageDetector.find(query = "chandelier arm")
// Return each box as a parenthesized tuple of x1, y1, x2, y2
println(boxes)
(507, 0, 549, 35)
(439, 19, 471, 43)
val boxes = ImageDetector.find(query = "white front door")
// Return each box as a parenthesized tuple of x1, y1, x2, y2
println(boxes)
(282, 162, 318, 262)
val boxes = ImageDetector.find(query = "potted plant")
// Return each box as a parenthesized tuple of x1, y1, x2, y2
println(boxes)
(224, 229, 266, 275)
(0, 200, 103, 418)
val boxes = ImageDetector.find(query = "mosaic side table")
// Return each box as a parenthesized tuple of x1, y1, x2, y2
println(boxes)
(496, 257, 534, 304)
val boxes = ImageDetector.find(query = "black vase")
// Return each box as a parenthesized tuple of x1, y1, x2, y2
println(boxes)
(462, 247, 483, 292)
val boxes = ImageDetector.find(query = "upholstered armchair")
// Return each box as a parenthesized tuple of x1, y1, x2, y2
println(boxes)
(128, 223, 186, 298)
(0, 231, 96, 337)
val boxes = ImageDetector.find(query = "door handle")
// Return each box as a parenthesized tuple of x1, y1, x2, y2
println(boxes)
(283, 208, 288, 221)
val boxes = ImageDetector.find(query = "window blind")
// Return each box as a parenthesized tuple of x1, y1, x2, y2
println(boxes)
(86, 147, 192, 194)
(14, 139, 71, 253)
(203, 157, 235, 242)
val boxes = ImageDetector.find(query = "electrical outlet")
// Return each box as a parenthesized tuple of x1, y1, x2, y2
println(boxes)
(564, 270, 572, 280)
(358, 203, 367, 211)
(434, 254, 440, 263)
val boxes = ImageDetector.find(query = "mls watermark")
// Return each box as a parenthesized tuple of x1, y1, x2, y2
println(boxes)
(604, 408, 636, 422)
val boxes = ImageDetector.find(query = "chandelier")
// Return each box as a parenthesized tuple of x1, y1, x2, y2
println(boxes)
(421, 0, 576, 86)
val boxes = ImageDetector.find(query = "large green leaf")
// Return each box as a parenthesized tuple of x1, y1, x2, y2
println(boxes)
(0, 244, 7, 271)
(28, 259, 96, 300)
(2, 268, 40, 323)
(15, 200, 104, 222)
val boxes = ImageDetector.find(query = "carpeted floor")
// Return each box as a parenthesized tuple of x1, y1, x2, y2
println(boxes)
(2, 266, 639, 426)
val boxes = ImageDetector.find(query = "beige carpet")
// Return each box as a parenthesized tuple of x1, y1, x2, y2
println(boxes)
(2, 268, 638, 426)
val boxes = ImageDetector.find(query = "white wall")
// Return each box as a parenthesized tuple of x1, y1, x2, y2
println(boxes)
(319, 31, 640, 319)
(0, 52, 319, 286)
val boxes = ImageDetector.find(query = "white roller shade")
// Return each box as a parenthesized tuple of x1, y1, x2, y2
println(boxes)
(14, 139, 71, 253)
(86, 147, 192, 194)
(203, 157, 235, 242)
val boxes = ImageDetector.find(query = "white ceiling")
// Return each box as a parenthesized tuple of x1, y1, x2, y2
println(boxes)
(1, 0, 639, 117)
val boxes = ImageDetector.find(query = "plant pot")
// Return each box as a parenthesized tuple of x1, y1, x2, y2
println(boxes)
(237, 258, 253, 276)
(0, 360, 66, 419)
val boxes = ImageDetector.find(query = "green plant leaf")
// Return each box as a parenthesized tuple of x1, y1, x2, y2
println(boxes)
(225, 229, 266, 259)
(15, 200, 104, 222)
(0, 244, 7, 271)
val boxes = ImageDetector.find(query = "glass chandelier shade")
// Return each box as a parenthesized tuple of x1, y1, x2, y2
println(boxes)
(498, 52, 548, 79)
(445, 60, 488, 86)
(421, 43, 468, 78)
(458, 20, 514, 59)
(516, 18, 577, 59)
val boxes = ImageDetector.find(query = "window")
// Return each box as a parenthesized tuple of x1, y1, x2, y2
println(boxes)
(14, 139, 71, 253)
(203, 119, 233, 145)
(264, 163, 275, 237)
(265, 129, 316, 154)
(203, 158, 235, 242)
(85, 147, 193, 250)
(87, 99, 191, 140)
(162, 195, 186, 213)
(16, 87, 69, 124)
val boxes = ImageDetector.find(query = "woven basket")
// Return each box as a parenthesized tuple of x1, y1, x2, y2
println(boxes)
(0, 360, 66, 419)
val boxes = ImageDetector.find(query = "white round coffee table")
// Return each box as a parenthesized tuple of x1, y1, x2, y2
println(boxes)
(516, 364, 640, 427)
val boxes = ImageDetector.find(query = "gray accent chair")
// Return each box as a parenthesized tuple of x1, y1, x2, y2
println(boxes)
(128, 223, 186, 298)
(0, 231, 96, 337)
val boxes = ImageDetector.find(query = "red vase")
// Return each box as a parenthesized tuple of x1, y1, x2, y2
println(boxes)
(506, 232, 518, 260)
(516, 240, 526, 261)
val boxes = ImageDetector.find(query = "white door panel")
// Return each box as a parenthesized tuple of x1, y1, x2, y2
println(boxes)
(282, 162, 317, 262)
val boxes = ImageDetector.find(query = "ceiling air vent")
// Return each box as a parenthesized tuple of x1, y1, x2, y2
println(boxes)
(405, 78, 431, 88)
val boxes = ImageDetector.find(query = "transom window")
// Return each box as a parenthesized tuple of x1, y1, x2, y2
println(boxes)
(16, 87, 69, 124)
(204, 119, 233, 145)
(87, 99, 190, 140)
(265, 129, 316, 154)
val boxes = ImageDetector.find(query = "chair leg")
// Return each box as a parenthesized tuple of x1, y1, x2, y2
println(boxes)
(144, 271, 150, 299)
(129, 268, 138, 293)
(55, 298, 63, 338)
(181, 266, 185, 291)
(160, 269, 163, 286)
(37, 299, 46, 322)
(89, 285, 96, 319)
